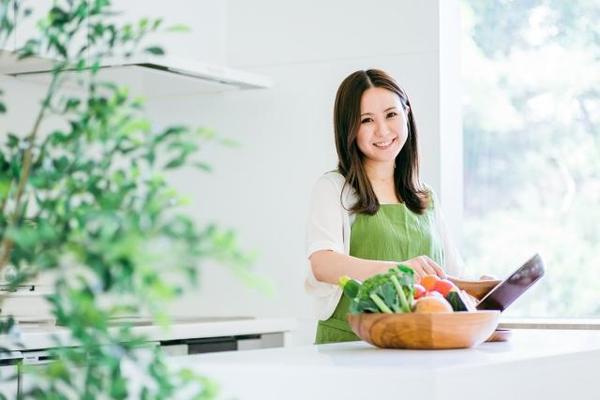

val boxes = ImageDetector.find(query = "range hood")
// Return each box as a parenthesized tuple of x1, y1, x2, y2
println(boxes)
(0, 51, 272, 97)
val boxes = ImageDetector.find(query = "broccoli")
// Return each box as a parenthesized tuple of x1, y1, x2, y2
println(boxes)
(338, 264, 415, 314)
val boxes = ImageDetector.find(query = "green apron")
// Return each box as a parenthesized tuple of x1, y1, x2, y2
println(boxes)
(314, 201, 445, 344)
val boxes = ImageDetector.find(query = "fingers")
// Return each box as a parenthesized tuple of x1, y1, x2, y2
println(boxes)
(406, 256, 446, 280)
(418, 256, 437, 276)
(415, 256, 446, 279)
(423, 256, 446, 278)
(410, 262, 427, 280)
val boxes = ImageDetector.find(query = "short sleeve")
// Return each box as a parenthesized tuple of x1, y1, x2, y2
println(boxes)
(305, 175, 345, 258)
(304, 173, 346, 320)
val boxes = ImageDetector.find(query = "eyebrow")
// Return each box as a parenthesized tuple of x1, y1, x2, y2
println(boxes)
(360, 106, 398, 117)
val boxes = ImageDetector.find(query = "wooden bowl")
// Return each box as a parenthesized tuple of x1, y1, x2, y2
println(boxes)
(448, 277, 502, 300)
(347, 310, 500, 349)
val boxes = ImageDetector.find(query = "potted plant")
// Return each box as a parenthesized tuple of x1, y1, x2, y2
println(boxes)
(0, 0, 257, 397)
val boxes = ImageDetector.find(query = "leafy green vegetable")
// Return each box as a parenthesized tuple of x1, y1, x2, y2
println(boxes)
(369, 292, 393, 313)
(339, 275, 361, 299)
(389, 274, 410, 312)
(339, 264, 415, 314)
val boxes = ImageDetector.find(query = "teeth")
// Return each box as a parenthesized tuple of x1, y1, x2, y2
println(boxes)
(374, 139, 394, 147)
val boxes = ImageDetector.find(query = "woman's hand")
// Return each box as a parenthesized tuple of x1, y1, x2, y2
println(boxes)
(401, 256, 446, 280)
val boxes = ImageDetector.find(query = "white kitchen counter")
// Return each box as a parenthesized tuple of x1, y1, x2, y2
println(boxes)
(170, 329, 600, 400)
(0, 317, 297, 351)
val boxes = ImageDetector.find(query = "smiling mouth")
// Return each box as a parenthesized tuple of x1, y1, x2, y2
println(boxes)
(373, 137, 397, 149)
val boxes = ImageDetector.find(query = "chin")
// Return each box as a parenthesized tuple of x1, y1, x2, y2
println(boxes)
(372, 154, 400, 163)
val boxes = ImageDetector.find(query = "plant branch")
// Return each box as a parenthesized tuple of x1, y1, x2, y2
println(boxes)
(0, 72, 60, 276)
(0, 180, 12, 215)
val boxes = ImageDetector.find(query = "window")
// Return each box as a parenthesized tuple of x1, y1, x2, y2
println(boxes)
(461, 0, 600, 317)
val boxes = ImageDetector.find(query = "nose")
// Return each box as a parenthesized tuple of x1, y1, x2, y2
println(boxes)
(374, 118, 390, 137)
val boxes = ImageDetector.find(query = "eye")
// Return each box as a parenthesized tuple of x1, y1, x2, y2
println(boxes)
(361, 117, 373, 124)
(386, 111, 398, 118)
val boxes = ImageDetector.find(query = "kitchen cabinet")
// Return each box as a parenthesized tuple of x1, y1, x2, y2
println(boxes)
(160, 331, 285, 356)
(18, 350, 54, 395)
(1, 318, 295, 397)
(0, 352, 21, 398)
(18, 343, 160, 394)
(0, 317, 295, 352)
(1, 1, 272, 97)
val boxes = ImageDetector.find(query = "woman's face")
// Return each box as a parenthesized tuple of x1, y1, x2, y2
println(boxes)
(356, 87, 408, 164)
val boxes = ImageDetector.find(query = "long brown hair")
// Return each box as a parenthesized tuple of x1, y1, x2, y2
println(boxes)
(333, 69, 429, 215)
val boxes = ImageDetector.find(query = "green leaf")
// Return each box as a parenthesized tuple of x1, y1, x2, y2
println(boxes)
(53, 156, 70, 172)
(220, 137, 240, 148)
(139, 17, 149, 30)
(151, 18, 163, 31)
(164, 158, 184, 169)
(65, 98, 81, 111)
(48, 6, 70, 26)
(372, 282, 401, 312)
(192, 161, 212, 172)
(166, 24, 190, 33)
(340, 276, 361, 299)
(144, 46, 164, 55)
(350, 297, 378, 313)
(0, 101, 6, 113)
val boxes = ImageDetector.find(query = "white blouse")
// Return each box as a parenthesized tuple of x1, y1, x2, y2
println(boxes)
(304, 171, 463, 321)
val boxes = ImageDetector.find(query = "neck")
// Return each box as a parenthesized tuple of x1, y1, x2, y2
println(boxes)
(364, 160, 395, 184)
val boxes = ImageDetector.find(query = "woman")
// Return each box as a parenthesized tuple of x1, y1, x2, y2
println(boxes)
(305, 69, 464, 344)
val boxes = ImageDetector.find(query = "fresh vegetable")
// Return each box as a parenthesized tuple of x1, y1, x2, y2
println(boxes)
(339, 275, 362, 299)
(420, 274, 440, 291)
(370, 293, 393, 313)
(413, 284, 426, 300)
(446, 290, 477, 312)
(414, 295, 453, 313)
(433, 279, 457, 297)
(419, 275, 458, 296)
(389, 274, 411, 312)
(339, 266, 481, 315)
(418, 274, 476, 312)
(446, 291, 468, 312)
(339, 264, 415, 314)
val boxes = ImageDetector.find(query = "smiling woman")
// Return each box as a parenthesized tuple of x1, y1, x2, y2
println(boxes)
(304, 69, 465, 344)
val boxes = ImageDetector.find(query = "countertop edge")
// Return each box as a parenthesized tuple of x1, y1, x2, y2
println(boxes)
(0, 317, 298, 351)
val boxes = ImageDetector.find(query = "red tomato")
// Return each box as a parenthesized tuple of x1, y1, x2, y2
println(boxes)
(433, 279, 457, 297)
(413, 284, 426, 300)
(420, 275, 440, 292)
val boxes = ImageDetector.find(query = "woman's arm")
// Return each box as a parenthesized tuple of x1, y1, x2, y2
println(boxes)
(310, 250, 395, 283)
(310, 250, 446, 284)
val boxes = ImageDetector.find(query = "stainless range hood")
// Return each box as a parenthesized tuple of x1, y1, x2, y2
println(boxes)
(0, 51, 273, 97)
